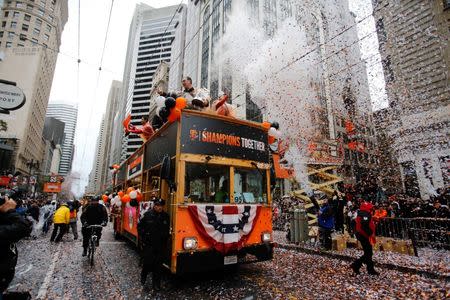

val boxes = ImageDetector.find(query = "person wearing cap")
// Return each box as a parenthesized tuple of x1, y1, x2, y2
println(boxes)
(80, 196, 108, 256)
(138, 198, 170, 291)
(350, 202, 379, 275)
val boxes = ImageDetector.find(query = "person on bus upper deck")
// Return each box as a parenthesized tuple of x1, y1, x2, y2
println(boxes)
(80, 196, 108, 257)
(128, 116, 155, 142)
(158, 76, 209, 111)
(138, 198, 170, 291)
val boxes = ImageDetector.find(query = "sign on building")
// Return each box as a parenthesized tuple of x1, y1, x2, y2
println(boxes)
(0, 80, 26, 114)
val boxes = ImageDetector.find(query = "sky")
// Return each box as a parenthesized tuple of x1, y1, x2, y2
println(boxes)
(48, 0, 385, 196)
(49, 0, 182, 195)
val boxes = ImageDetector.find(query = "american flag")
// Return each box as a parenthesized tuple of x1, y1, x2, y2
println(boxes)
(188, 205, 261, 254)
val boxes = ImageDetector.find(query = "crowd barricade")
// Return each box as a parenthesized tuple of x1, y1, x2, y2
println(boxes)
(376, 217, 449, 250)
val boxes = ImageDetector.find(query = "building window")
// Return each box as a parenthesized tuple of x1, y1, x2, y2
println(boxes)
(24, 14, 31, 21)
(211, 0, 220, 61)
(16, 2, 24, 8)
(31, 38, 38, 44)
(1, 22, 5, 28)
(10, 21, 17, 28)
(20, 33, 26, 40)
(37, 8, 45, 17)
(43, 43, 47, 48)
(43, 33, 49, 41)
(33, 27, 40, 35)
(382, 55, 394, 83)
(4, 11, 9, 18)
(263, 0, 277, 37)
(444, 0, 450, 10)
(40, 0, 46, 7)
(8, 31, 14, 38)
(22, 24, 29, 31)
(13, 11, 19, 19)
(27, 4, 33, 10)
(245, 86, 262, 122)
(280, 0, 292, 19)
(17, 43, 24, 47)
(6, 42, 12, 48)
(201, 5, 210, 89)
(46, 24, 51, 32)
(0, 32, 3, 38)
(35, 19, 42, 27)
(223, 0, 232, 32)
(48, 15, 54, 22)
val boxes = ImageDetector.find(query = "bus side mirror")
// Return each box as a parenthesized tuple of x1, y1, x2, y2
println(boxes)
(160, 155, 171, 180)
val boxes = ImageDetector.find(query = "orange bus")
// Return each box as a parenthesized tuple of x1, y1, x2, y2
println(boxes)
(112, 110, 274, 274)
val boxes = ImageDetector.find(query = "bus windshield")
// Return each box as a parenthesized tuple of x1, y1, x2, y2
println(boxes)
(185, 163, 230, 203)
(234, 168, 267, 204)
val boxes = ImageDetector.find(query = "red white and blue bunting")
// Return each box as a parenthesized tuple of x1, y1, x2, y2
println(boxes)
(188, 205, 261, 254)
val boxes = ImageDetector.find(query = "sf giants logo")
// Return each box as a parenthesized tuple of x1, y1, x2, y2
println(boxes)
(190, 129, 199, 141)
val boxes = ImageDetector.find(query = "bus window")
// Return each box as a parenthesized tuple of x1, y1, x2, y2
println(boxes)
(185, 163, 230, 203)
(234, 168, 267, 204)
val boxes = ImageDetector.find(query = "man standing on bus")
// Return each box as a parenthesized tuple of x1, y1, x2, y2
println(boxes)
(138, 198, 170, 291)
(80, 196, 108, 256)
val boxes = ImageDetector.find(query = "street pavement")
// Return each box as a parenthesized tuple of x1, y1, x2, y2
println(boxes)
(7, 223, 448, 299)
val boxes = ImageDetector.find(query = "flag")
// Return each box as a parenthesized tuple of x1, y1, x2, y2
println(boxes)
(188, 205, 261, 254)
(122, 114, 132, 132)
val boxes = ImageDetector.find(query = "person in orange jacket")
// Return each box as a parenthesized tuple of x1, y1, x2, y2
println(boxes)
(350, 202, 379, 275)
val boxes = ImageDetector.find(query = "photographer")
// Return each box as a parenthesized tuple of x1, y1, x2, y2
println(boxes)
(0, 194, 32, 295)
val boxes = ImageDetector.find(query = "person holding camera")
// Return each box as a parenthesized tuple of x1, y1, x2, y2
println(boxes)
(0, 195, 32, 295)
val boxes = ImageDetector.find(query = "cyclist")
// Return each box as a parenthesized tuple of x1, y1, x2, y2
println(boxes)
(80, 196, 108, 256)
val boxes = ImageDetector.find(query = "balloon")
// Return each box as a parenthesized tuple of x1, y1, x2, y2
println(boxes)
(102, 194, 108, 202)
(129, 190, 137, 199)
(122, 194, 131, 203)
(118, 191, 124, 198)
(165, 97, 176, 109)
(175, 97, 187, 109)
(136, 192, 143, 202)
(159, 106, 170, 119)
(168, 108, 181, 122)
(126, 187, 135, 194)
(156, 96, 166, 108)
(262, 121, 271, 129)
(271, 122, 280, 130)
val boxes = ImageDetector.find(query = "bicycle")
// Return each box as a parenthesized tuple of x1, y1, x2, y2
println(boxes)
(86, 224, 103, 266)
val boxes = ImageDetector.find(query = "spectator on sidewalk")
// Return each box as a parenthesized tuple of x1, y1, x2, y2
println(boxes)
(50, 202, 70, 243)
(350, 202, 379, 276)
(0, 195, 32, 296)
(318, 198, 334, 250)
(68, 200, 80, 240)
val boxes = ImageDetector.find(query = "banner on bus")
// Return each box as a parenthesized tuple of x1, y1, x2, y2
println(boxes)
(43, 182, 62, 193)
(127, 154, 143, 180)
(181, 114, 269, 163)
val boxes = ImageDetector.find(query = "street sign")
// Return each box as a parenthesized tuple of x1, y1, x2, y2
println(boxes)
(0, 81, 26, 113)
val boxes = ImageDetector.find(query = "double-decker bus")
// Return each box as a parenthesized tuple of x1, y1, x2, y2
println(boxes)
(112, 110, 274, 274)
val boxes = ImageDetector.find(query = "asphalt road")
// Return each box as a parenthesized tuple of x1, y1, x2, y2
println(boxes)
(7, 223, 448, 299)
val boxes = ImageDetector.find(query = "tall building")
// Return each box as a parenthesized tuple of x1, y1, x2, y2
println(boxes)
(184, 0, 376, 183)
(373, 0, 450, 199)
(86, 117, 105, 194)
(41, 116, 64, 175)
(46, 103, 78, 176)
(0, 0, 68, 175)
(101, 80, 121, 190)
(120, 3, 186, 158)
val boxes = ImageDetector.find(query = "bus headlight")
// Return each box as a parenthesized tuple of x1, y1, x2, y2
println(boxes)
(261, 232, 272, 243)
(183, 237, 198, 250)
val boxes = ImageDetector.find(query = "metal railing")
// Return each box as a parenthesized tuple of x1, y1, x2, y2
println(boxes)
(376, 217, 450, 250)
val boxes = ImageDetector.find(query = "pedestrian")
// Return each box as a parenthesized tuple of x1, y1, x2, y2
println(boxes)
(350, 202, 379, 275)
(41, 201, 56, 234)
(318, 198, 334, 250)
(0, 195, 32, 296)
(68, 200, 80, 240)
(80, 196, 108, 256)
(50, 202, 70, 242)
(138, 198, 170, 291)
(332, 191, 345, 234)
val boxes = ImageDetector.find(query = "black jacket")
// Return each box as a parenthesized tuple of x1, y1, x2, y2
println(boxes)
(80, 204, 108, 226)
(0, 210, 32, 272)
(138, 210, 170, 250)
